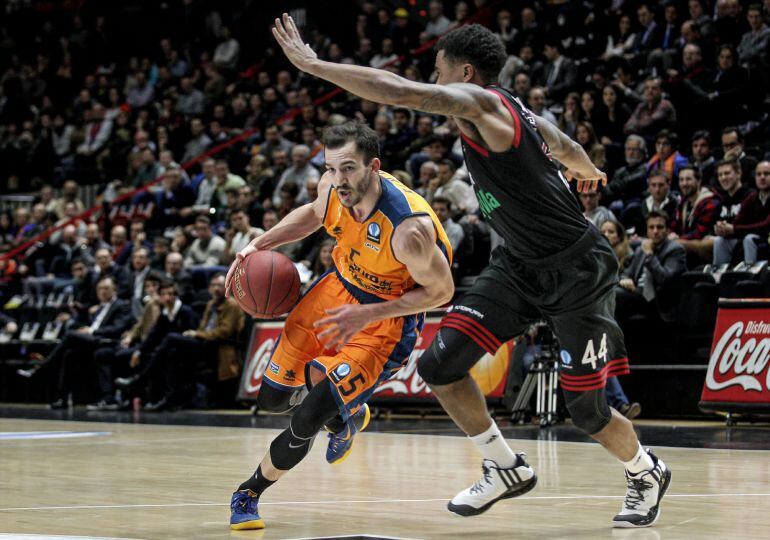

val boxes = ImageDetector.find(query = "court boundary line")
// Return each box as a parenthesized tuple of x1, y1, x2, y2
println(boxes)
(2, 493, 770, 512)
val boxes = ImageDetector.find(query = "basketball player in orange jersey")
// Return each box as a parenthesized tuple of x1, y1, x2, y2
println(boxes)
(273, 14, 670, 529)
(224, 121, 454, 530)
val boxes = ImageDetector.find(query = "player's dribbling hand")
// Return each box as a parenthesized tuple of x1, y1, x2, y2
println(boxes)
(565, 168, 608, 193)
(272, 13, 318, 74)
(313, 304, 373, 351)
(225, 243, 258, 298)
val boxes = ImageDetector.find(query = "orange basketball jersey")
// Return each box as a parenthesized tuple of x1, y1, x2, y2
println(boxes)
(322, 171, 452, 300)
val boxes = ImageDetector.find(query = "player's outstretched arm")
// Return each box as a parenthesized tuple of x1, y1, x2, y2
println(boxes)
(314, 216, 454, 349)
(225, 174, 332, 296)
(272, 14, 505, 133)
(535, 114, 608, 193)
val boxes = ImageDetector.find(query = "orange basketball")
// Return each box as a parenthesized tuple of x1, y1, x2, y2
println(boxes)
(232, 251, 301, 319)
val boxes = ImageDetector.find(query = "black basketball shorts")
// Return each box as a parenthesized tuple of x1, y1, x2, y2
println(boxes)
(434, 231, 630, 393)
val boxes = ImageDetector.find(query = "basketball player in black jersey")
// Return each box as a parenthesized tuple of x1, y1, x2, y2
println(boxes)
(273, 15, 670, 528)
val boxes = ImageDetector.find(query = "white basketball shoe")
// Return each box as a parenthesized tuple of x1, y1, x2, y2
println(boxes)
(613, 449, 671, 528)
(448, 455, 537, 516)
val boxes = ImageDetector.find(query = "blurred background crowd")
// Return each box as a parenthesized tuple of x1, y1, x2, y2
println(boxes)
(0, 0, 768, 412)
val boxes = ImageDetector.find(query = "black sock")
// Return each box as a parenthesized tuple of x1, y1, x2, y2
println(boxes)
(323, 414, 346, 434)
(237, 465, 275, 497)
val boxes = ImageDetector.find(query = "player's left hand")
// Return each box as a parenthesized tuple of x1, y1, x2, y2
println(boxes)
(272, 13, 318, 74)
(565, 168, 608, 193)
(313, 304, 373, 350)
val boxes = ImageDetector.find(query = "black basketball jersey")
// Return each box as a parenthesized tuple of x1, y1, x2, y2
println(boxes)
(460, 85, 591, 264)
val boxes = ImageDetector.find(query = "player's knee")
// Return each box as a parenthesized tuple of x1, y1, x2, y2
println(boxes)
(564, 388, 612, 435)
(257, 384, 294, 413)
(417, 328, 477, 386)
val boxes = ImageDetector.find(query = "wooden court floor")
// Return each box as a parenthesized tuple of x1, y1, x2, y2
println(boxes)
(2, 417, 769, 539)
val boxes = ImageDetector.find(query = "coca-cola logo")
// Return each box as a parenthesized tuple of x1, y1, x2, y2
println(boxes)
(706, 321, 770, 392)
(374, 348, 432, 396)
(245, 337, 277, 394)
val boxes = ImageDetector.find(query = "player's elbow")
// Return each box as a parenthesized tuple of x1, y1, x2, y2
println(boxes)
(436, 280, 455, 306)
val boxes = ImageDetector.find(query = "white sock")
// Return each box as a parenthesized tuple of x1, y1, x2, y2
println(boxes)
(622, 443, 654, 475)
(469, 422, 517, 468)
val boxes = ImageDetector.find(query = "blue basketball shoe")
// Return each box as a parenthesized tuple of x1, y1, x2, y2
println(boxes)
(326, 403, 371, 464)
(229, 489, 265, 530)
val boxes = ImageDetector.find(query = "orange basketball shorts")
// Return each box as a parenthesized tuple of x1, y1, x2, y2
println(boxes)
(262, 269, 424, 421)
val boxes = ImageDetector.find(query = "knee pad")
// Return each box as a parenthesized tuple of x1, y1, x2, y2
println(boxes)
(417, 327, 486, 386)
(257, 384, 297, 413)
(563, 387, 612, 435)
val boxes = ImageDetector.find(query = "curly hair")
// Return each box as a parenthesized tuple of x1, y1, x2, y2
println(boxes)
(436, 24, 506, 85)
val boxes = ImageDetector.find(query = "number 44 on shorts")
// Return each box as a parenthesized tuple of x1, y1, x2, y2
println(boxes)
(581, 333, 608, 371)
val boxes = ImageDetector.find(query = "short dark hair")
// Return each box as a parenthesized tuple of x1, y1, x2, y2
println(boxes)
(721, 125, 743, 143)
(648, 171, 670, 184)
(439, 159, 457, 171)
(159, 280, 178, 294)
(679, 165, 701, 181)
(145, 271, 163, 285)
(646, 209, 670, 225)
(655, 129, 678, 148)
(691, 130, 711, 145)
(717, 157, 741, 173)
(432, 196, 453, 211)
(322, 121, 380, 163)
(70, 257, 87, 268)
(195, 215, 211, 226)
(436, 24, 506, 84)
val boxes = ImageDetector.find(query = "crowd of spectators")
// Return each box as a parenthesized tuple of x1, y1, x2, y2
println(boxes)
(1, 0, 769, 410)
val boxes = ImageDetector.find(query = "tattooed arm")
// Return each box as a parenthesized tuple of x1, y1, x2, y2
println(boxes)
(272, 14, 514, 151)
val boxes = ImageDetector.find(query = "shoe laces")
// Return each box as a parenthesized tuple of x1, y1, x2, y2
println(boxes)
(624, 474, 653, 510)
(470, 464, 494, 495)
(232, 491, 258, 514)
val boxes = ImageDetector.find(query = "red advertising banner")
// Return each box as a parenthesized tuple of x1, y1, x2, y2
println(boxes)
(700, 299, 770, 412)
(238, 318, 513, 402)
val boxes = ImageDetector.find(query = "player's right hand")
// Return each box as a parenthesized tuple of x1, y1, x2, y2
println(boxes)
(565, 168, 608, 193)
(224, 243, 259, 298)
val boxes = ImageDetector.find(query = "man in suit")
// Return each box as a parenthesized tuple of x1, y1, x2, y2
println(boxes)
(616, 210, 686, 326)
(164, 251, 193, 302)
(114, 280, 198, 410)
(44, 276, 134, 408)
(144, 274, 244, 410)
(118, 246, 152, 319)
(536, 40, 577, 103)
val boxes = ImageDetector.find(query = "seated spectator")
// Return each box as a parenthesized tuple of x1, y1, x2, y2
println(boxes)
(647, 130, 689, 191)
(182, 118, 211, 163)
(713, 160, 770, 266)
(156, 167, 196, 230)
(737, 4, 769, 69)
(628, 4, 663, 63)
(691, 130, 717, 187)
(708, 47, 750, 133)
(527, 86, 558, 124)
(426, 159, 477, 215)
(580, 191, 616, 229)
(163, 252, 193, 302)
(114, 281, 198, 411)
(536, 40, 577, 103)
(109, 225, 131, 266)
(600, 219, 634, 273)
(308, 239, 335, 285)
(41, 276, 133, 408)
(597, 85, 632, 145)
(223, 209, 263, 263)
(272, 144, 320, 207)
(92, 247, 120, 283)
(640, 172, 679, 230)
(431, 197, 464, 253)
(623, 77, 676, 141)
(617, 210, 686, 325)
(238, 184, 265, 225)
(52, 180, 85, 219)
(557, 92, 581, 139)
(213, 160, 247, 212)
(184, 216, 226, 268)
(721, 126, 758, 188)
(117, 246, 152, 319)
(715, 158, 755, 221)
(150, 237, 170, 271)
(276, 182, 301, 220)
(89, 272, 163, 410)
(575, 121, 606, 170)
(192, 158, 218, 215)
(601, 135, 648, 205)
(670, 166, 721, 264)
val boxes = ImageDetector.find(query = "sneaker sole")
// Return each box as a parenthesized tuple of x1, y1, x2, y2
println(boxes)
(329, 405, 371, 466)
(624, 403, 642, 420)
(612, 467, 672, 528)
(230, 518, 265, 530)
(447, 473, 538, 517)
